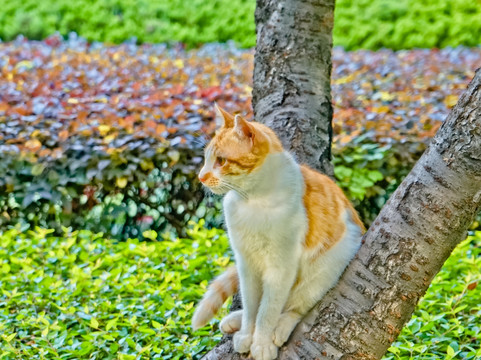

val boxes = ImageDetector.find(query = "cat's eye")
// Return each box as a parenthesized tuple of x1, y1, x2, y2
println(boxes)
(215, 156, 226, 167)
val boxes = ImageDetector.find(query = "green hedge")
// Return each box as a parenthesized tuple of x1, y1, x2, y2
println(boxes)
(334, 0, 481, 50)
(0, 225, 480, 359)
(0, 41, 253, 240)
(1, 0, 481, 49)
(0, 136, 210, 240)
(0, 0, 256, 47)
(2, 41, 478, 239)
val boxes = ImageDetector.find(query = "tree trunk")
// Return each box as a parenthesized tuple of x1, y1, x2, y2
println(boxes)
(201, 69, 481, 359)
(253, 0, 335, 175)
(275, 68, 481, 359)
(216, 0, 336, 329)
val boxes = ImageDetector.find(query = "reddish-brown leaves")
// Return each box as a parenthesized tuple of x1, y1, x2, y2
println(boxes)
(0, 40, 479, 162)
(0, 40, 253, 162)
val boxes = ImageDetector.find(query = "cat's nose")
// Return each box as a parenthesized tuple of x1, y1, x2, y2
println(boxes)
(198, 172, 211, 183)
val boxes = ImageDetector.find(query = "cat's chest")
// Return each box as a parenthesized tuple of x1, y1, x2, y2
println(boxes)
(223, 191, 306, 243)
(224, 192, 286, 230)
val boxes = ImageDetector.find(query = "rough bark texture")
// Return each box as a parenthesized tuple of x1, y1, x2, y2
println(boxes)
(253, 0, 335, 175)
(201, 70, 481, 359)
(274, 68, 481, 360)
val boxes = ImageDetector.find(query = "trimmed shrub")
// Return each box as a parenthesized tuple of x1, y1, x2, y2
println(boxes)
(334, 0, 481, 50)
(1, 41, 480, 238)
(0, 0, 481, 49)
(0, 40, 252, 239)
(0, 0, 256, 47)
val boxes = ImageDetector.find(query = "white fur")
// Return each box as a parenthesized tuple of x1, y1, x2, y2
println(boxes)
(224, 151, 306, 359)
(220, 310, 242, 334)
(273, 210, 362, 346)
(221, 151, 362, 360)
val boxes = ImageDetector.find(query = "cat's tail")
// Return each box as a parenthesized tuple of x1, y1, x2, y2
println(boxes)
(192, 266, 239, 330)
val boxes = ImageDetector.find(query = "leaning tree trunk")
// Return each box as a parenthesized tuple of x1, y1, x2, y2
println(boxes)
(202, 70, 481, 359)
(253, 0, 335, 175)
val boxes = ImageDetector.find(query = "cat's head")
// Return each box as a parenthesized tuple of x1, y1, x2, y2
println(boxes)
(198, 104, 283, 195)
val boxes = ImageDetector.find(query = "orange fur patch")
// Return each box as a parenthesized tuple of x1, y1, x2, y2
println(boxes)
(211, 280, 229, 303)
(226, 266, 239, 291)
(208, 121, 283, 175)
(205, 107, 364, 253)
(301, 165, 365, 251)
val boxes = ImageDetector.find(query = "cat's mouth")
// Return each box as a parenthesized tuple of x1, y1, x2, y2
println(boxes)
(202, 184, 229, 195)
(201, 180, 249, 199)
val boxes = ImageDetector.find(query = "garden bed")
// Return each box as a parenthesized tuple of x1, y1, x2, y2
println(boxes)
(0, 38, 480, 238)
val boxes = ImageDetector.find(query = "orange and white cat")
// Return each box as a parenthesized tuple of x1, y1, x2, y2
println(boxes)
(192, 105, 365, 360)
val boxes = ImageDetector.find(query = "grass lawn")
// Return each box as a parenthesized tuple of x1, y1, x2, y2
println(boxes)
(0, 222, 479, 359)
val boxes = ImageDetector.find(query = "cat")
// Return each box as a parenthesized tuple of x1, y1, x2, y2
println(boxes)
(192, 105, 365, 360)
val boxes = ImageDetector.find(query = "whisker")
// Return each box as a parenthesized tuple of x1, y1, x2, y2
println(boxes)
(191, 131, 211, 149)
(192, 131, 212, 144)
(221, 181, 249, 200)
(192, 137, 208, 148)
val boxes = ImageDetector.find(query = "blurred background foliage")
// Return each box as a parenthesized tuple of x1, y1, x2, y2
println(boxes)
(0, 0, 480, 49)
(1, 40, 479, 239)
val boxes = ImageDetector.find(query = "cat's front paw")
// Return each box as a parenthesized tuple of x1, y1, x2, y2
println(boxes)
(250, 337, 278, 360)
(233, 330, 252, 354)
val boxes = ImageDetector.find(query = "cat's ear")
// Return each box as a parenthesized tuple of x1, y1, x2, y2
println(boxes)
(214, 103, 234, 128)
(234, 114, 254, 140)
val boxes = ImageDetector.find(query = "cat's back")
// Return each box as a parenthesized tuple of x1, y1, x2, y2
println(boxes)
(300, 165, 365, 252)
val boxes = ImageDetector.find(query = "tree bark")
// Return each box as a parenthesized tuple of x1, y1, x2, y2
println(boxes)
(253, 0, 335, 175)
(201, 70, 481, 359)
(275, 68, 481, 359)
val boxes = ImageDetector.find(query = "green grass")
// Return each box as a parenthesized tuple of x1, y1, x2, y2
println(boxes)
(0, 223, 479, 359)
(0, 222, 232, 359)
(0, 0, 480, 49)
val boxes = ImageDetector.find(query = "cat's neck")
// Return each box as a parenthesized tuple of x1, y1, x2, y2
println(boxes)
(233, 151, 302, 200)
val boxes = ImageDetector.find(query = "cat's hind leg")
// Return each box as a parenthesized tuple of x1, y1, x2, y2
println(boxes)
(220, 310, 242, 334)
(272, 284, 322, 347)
(272, 269, 324, 347)
(273, 310, 302, 347)
(274, 214, 363, 347)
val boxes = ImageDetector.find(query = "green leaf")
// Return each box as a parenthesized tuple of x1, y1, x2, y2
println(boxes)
(1, 263, 10, 274)
(152, 320, 162, 330)
(334, 165, 353, 180)
(106, 318, 117, 331)
(138, 326, 156, 335)
(142, 230, 158, 241)
(41, 327, 49, 337)
(367, 170, 383, 182)
(447, 345, 455, 358)
(31, 163, 46, 176)
(90, 318, 99, 329)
